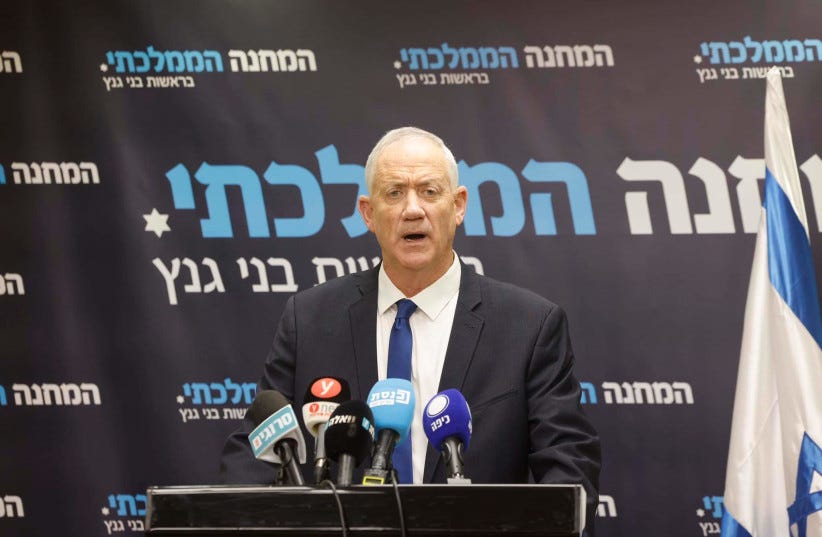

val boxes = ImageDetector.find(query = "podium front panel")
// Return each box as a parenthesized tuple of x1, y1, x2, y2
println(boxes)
(145, 484, 584, 536)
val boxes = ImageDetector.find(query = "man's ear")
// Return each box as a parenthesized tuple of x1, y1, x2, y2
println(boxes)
(358, 195, 375, 232)
(454, 186, 468, 226)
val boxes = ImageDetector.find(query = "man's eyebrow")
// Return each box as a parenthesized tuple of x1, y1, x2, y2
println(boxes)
(379, 180, 407, 189)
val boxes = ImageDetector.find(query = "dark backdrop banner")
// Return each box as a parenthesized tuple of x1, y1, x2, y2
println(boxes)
(2, 1, 821, 535)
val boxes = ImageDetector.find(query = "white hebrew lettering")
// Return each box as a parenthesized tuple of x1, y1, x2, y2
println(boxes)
(28, 163, 43, 184)
(671, 382, 694, 404)
(574, 45, 595, 67)
(296, 49, 317, 71)
(689, 158, 735, 233)
(5, 495, 24, 517)
(631, 382, 653, 404)
(618, 382, 635, 404)
(79, 162, 100, 184)
(278, 50, 298, 71)
(727, 156, 765, 233)
(245, 50, 260, 72)
(651, 382, 675, 404)
(41, 162, 60, 183)
(181, 258, 202, 293)
(201, 257, 225, 293)
(1, 51, 23, 73)
(523, 45, 544, 68)
(11, 163, 29, 184)
(596, 495, 616, 517)
(312, 257, 345, 284)
(228, 50, 246, 71)
(258, 50, 278, 71)
(153, 257, 181, 305)
(592, 44, 614, 66)
(12, 384, 31, 405)
(720, 67, 739, 80)
(553, 45, 575, 67)
(617, 158, 693, 234)
(61, 383, 83, 405)
(60, 162, 81, 183)
(240, 257, 270, 292)
(344, 256, 370, 273)
(80, 383, 102, 405)
(266, 258, 299, 292)
(41, 383, 63, 405)
(601, 382, 621, 404)
(223, 407, 246, 419)
(3, 273, 24, 295)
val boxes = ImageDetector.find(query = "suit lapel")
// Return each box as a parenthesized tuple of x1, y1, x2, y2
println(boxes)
(349, 268, 379, 401)
(424, 264, 484, 482)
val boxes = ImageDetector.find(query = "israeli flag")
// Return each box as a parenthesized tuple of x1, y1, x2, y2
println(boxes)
(720, 68, 822, 537)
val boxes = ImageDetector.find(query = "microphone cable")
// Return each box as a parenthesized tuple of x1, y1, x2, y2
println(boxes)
(320, 479, 348, 537)
(388, 468, 408, 537)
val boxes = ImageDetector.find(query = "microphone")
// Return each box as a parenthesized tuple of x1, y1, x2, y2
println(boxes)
(301, 377, 351, 484)
(422, 389, 472, 484)
(362, 378, 415, 485)
(324, 400, 375, 486)
(247, 390, 307, 486)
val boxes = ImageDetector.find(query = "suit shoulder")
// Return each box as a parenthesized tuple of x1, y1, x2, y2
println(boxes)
(472, 272, 563, 315)
(290, 269, 374, 307)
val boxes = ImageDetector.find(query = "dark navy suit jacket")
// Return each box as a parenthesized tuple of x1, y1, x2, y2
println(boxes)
(219, 264, 601, 529)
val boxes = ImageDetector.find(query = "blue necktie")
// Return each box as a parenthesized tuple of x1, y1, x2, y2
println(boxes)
(387, 298, 417, 484)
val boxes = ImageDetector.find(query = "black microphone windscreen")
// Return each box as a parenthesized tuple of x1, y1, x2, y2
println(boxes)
(324, 400, 375, 466)
(302, 377, 351, 404)
(247, 390, 290, 426)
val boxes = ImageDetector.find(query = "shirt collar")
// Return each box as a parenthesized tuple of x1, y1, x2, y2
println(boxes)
(378, 252, 461, 321)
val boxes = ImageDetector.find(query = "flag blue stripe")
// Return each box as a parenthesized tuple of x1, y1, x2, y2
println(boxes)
(720, 510, 753, 537)
(764, 168, 822, 349)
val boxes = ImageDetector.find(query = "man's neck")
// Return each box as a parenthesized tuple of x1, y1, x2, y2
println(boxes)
(383, 255, 454, 297)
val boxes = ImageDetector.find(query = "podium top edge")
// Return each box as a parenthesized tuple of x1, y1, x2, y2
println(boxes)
(146, 483, 585, 495)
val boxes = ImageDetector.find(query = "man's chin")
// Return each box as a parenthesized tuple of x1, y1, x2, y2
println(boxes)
(391, 251, 436, 273)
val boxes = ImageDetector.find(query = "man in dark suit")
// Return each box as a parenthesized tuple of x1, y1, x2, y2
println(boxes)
(220, 127, 600, 530)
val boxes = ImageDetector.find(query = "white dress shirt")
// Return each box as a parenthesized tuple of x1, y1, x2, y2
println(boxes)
(376, 253, 461, 483)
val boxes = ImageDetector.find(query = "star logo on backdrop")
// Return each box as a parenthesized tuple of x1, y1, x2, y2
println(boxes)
(143, 209, 170, 238)
(100, 63, 108, 72)
(788, 432, 822, 537)
(101, 507, 110, 516)
(176, 395, 185, 404)
(394, 60, 402, 69)
(693, 55, 702, 64)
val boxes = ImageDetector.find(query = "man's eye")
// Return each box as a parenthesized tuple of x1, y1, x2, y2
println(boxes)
(386, 189, 402, 198)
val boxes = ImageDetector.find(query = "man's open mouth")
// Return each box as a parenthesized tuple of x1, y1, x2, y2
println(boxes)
(403, 233, 426, 241)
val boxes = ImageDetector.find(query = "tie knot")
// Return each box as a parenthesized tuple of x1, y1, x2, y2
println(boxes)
(395, 299, 417, 320)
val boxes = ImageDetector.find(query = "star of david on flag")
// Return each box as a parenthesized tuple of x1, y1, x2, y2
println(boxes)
(720, 68, 822, 537)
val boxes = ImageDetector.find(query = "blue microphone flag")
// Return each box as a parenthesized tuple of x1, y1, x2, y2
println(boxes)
(367, 378, 415, 443)
(422, 389, 472, 452)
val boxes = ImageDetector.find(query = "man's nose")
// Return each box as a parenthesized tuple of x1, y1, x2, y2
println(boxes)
(403, 191, 425, 218)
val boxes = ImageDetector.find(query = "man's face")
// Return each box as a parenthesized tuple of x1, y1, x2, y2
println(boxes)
(358, 136, 467, 282)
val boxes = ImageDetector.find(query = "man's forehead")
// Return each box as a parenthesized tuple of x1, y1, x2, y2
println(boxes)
(378, 135, 444, 162)
(374, 162, 449, 183)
